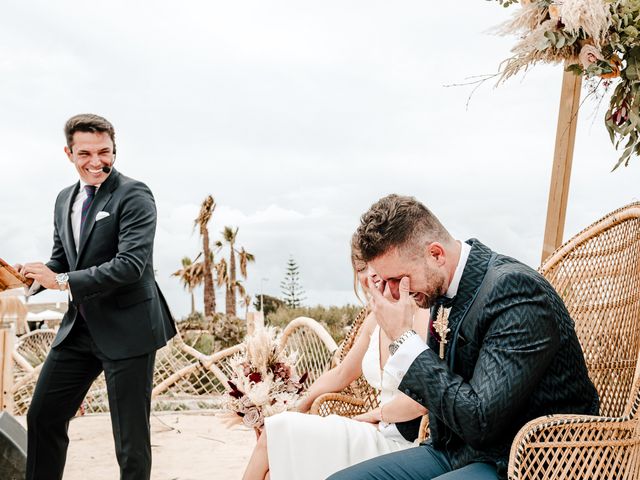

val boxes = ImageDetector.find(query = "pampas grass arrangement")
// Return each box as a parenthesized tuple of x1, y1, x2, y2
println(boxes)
(492, 0, 640, 169)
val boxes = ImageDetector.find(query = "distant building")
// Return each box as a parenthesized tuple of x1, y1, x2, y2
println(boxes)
(26, 301, 68, 315)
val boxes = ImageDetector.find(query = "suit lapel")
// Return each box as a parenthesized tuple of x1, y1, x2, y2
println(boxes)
(444, 239, 493, 364)
(76, 171, 119, 265)
(64, 183, 79, 269)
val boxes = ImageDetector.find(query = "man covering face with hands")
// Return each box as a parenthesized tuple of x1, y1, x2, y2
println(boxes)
(329, 194, 599, 480)
(366, 276, 419, 347)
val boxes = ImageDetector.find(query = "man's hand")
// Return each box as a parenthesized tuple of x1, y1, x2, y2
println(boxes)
(368, 276, 416, 341)
(21, 263, 58, 290)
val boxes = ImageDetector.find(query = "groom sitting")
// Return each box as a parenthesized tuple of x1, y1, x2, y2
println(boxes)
(329, 194, 599, 480)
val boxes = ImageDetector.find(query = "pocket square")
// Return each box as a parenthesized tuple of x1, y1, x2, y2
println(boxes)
(96, 211, 111, 221)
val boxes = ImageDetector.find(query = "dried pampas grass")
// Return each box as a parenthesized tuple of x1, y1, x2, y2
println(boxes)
(493, 0, 548, 36)
(245, 326, 279, 377)
(495, 4, 563, 80)
(499, 19, 579, 81)
(560, 0, 612, 47)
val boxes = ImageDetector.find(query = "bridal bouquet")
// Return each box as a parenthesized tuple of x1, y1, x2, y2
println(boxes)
(492, 0, 640, 169)
(222, 327, 308, 429)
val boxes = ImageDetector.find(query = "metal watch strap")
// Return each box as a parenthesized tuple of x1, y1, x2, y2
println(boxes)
(55, 272, 69, 291)
(389, 329, 417, 355)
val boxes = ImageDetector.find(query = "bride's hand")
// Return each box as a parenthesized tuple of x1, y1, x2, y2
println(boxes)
(294, 396, 310, 413)
(353, 408, 381, 424)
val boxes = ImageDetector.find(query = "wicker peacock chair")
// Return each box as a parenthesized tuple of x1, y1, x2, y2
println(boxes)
(278, 316, 338, 388)
(508, 203, 640, 479)
(309, 307, 382, 417)
(11, 315, 341, 415)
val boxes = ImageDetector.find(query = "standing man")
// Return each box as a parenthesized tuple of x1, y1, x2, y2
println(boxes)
(330, 194, 598, 480)
(18, 114, 177, 480)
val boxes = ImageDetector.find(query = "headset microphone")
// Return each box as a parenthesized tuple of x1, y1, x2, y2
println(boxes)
(101, 157, 115, 174)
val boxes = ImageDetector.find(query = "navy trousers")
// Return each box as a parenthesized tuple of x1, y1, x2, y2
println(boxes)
(327, 443, 498, 480)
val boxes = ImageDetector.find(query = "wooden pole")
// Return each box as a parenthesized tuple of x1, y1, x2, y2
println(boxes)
(541, 65, 582, 263)
(0, 323, 15, 412)
(246, 311, 265, 336)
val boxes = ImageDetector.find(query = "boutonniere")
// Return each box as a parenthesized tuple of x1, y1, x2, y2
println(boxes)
(433, 311, 450, 360)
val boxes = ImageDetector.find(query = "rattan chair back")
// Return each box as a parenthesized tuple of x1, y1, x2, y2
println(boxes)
(335, 307, 380, 411)
(279, 317, 338, 388)
(540, 203, 640, 418)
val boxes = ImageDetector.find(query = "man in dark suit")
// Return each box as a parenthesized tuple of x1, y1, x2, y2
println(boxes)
(329, 194, 598, 480)
(18, 113, 177, 480)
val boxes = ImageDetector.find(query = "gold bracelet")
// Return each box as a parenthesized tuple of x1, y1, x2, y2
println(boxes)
(380, 404, 387, 424)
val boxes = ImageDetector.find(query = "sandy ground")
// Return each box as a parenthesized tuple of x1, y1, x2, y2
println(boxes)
(17, 411, 255, 480)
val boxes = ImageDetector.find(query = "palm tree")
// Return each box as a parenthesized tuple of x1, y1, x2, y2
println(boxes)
(172, 255, 204, 314)
(195, 195, 217, 316)
(215, 226, 255, 316)
(240, 292, 252, 319)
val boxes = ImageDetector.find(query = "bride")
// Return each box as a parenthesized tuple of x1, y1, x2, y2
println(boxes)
(242, 245, 429, 480)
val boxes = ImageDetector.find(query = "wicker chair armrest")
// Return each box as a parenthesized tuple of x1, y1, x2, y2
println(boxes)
(508, 414, 640, 480)
(309, 393, 368, 418)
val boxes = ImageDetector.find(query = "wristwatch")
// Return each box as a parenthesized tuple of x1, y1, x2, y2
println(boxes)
(388, 329, 417, 356)
(55, 272, 69, 291)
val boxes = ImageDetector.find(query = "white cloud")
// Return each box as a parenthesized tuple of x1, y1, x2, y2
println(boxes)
(1, 1, 638, 318)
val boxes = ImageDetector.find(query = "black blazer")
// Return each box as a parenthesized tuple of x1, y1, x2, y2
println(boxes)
(45, 169, 177, 360)
(396, 239, 598, 478)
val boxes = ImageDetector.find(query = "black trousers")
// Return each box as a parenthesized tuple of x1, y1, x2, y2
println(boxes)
(26, 318, 156, 480)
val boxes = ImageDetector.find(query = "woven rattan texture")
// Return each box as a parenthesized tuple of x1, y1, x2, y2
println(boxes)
(11, 316, 339, 415)
(280, 323, 335, 388)
(541, 205, 640, 419)
(509, 203, 640, 480)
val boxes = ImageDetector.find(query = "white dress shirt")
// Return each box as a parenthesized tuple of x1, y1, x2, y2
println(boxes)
(383, 240, 472, 384)
(71, 180, 101, 252)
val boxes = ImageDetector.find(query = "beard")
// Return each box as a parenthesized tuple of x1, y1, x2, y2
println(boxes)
(410, 266, 447, 308)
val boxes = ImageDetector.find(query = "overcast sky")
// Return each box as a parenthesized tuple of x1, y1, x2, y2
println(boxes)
(2, 1, 638, 318)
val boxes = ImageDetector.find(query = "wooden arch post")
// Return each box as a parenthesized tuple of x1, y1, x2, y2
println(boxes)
(541, 65, 582, 263)
(0, 323, 15, 412)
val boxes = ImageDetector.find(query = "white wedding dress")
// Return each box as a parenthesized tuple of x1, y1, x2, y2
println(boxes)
(264, 325, 417, 480)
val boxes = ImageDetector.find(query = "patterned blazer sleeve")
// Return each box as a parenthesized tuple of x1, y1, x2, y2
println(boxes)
(398, 271, 561, 449)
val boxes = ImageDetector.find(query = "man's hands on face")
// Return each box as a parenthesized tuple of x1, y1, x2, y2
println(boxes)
(20, 263, 58, 290)
(367, 276, 416, 341)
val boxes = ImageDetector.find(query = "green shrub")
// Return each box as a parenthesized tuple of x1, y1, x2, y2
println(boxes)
(266, 304, 364, 343)
(211, 314, 247, 350)
(178, 311, 247, 353)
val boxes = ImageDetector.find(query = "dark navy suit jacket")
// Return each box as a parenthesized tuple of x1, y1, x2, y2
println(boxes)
(45, 168, 176, 359)
(396, 239, 598, 478)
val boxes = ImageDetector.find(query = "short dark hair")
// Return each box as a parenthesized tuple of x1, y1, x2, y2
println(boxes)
(355, 194, 451, 262)
(64, 114, 116, 154)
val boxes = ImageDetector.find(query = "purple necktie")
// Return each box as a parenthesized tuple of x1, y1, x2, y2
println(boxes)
(80, 185, 97, 235)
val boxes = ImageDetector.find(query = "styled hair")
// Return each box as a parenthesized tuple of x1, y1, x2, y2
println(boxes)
(355, 194, 452, 262)
(64, 114, 116, 154)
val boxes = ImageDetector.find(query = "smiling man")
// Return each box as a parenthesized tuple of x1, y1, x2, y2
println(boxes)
(18, 114, 176, 480)
(329, 194, 599, 480)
